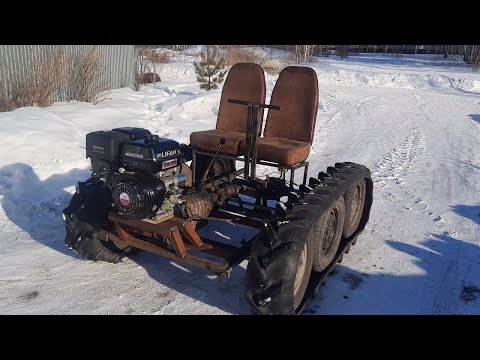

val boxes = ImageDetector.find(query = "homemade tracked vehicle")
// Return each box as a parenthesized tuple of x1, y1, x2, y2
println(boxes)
(62, 63, 373, 314)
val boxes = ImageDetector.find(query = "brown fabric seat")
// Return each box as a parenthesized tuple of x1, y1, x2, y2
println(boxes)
(190, 63, 266, 155)
(240, 137, 311, 165)
(190, 130, 246, 155)
(247, 66, 318, 166)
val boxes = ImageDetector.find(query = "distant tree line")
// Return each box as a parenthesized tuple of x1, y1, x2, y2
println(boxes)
(140, 45, 480, 68)
(264, 45, 480, 66)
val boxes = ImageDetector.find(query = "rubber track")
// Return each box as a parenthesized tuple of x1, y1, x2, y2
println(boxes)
(245, 162, 373, 315)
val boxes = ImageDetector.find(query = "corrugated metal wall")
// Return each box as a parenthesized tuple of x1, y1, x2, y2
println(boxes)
(0, 45, 134, 101)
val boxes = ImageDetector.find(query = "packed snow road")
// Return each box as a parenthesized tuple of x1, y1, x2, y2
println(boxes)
(0, 54, 479, 314)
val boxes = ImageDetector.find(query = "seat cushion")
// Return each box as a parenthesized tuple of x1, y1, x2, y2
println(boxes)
(240, 137, 311, 166)
(190, 129, 245, 155)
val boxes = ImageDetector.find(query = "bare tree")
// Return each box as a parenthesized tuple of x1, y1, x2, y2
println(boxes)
(337, 45, 350, 59)
(133, 48, 150, 91)
(0, 46, 69, 111)
(463, 45, 480, 68)
(294, 45, 316, 63)
(1, 46, 112, 112)
(67, 47, 111, 104)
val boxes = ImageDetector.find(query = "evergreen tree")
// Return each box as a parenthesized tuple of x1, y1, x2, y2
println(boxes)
(194, 46, 227, 91)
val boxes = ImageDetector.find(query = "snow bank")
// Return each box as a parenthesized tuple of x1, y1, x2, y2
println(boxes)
(315, 69, 480, 94)
(158, 60, 196, 81)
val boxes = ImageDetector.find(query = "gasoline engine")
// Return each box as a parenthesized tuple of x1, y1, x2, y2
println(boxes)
(83, 127, 237, 222)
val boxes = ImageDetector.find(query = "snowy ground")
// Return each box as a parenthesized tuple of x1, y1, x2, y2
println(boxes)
(0, 52, 479, 314)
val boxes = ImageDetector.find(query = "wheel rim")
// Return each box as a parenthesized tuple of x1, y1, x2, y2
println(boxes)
(349, 184, 364, 228)
(293, 242, 308, 298)
(322, 206, 340, 258)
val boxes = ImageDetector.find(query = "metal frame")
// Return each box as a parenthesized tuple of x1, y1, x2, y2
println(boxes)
(104, 212, 254, 277)
(192, 149, 309, 189)
(104, 145, 307, 276)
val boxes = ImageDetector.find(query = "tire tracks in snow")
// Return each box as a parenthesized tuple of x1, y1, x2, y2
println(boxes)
(311, 96, 379, 157)
(371, 130, 426, 189)
(367, 92, 479, 314)
(370, 92, 430, 189)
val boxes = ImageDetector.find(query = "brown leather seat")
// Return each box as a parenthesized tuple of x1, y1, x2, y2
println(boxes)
(241, 66, 318, 166)
(190, 63, 266, 155)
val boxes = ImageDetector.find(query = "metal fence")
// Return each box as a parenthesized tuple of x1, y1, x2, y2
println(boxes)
(0, 45, 134, 102)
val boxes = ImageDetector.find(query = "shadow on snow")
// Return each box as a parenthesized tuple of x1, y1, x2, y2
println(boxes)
(306, 232, 480, 314)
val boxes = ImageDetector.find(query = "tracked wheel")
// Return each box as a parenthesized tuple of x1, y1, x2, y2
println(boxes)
(62, 182, 129, 264)
(293, 232, 314, 309)
(312, 197, 345, 272)
(343, 179, 366, 238)
(246, 162, 373, 315)
(245, 180, 345, 314)
(245, 218, 317, 315)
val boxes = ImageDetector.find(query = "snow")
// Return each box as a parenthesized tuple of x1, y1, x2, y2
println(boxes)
(0, 52, 479, 314)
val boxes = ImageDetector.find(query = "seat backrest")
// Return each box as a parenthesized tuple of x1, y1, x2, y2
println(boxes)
(216, 63, 266, 134)
(263, 66, 318, 143)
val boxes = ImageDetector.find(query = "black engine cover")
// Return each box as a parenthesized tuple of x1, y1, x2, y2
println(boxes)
(112, 127, 151, 140)
(121, 135, 182, 173)
(86, 130, 130, 162)
(110, 172, 166, 219)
